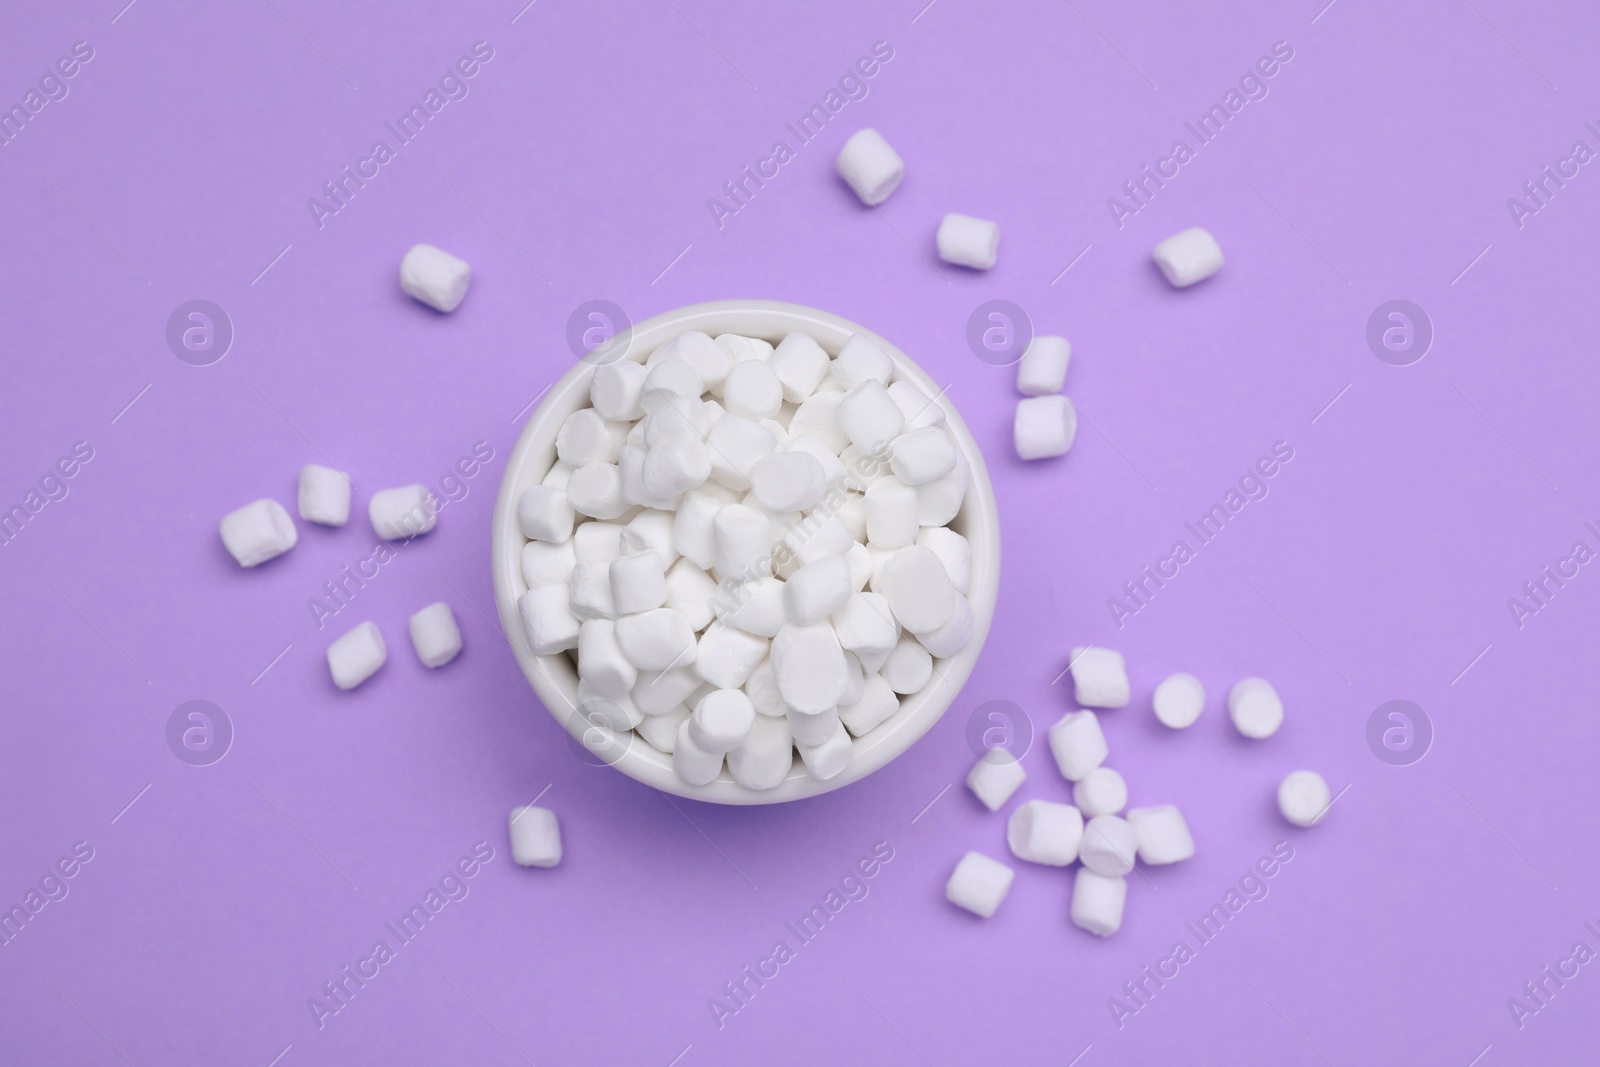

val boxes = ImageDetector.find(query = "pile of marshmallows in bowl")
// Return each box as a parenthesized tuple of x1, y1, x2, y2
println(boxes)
(947, 648, 1334, 937)
(514, 328, 978, 790)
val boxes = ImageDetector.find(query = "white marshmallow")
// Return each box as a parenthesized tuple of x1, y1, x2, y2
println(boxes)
(716, 333, 774, 366)
(945, 852, 1014, 919)
(1080, 815, 1138, 877)
(936, 213, 1000, 270)
(768, 332, 830, 403)
(1278, 770, 1332, 827)
(643, 393, 711, 445)
(880, 634, 932, 694)
(966, 749, 1026, 811)
(637, 704, 690, 753)
(616, 608, 696, 672)
(1017, 335, 1071, 396)
(508, 805, 561, 868)
(573, 520, 624, 564)
(706, 414, 778, 490)
(567, 463, 628, 520)
(557, 409, 627, 467)
(1229, 677, 1284, 739)
(297, 466, 350, 527)
(713, 504, 772, 581)
(576, 677, 642, 730)
(789, 393, 850, 454)
(578, 619, 636, 698)
(1014, 395, 1077, 460)
(569, 561, 617, 621)
(400, 243, 470, 312)
(328, 621, 386, 689)
(1071, 869, 1126, 937)
(716, 576, 786, 637)
(888, 380, 945, 429)
(750, 451, 826, 513)
(1128, 804, 1196, 863)
(619, 509, 679, 568)
(640, 358, 703, 413)
(1048, 710, 1108, 781)
(787, 513, 856, 565)
(839, 674, 900, 737)
(220, 498, 298, 567)
(664, 558, 717, 631)
(721, 361, 784, 421)
(1153, 672, 1205, 728)
(590, 360, 647, 422)
(832, 333, 894, 391)
(785, 434, 848, 488)
(770, 623, 847, 715)
(916, 593, 972, 659)
(865, 477, 918, 548)
(689, 688, 755, 752)
(743, 658, 787, 717)
(1153, 226, 1224, 288)
(542, 461, 573, 489)
(519, 584, 580, 655)
(916, 450, 968, 527)
(633, 665, 701, 717)
(518, 485, 575, 543)
(784, 555, 853, 626)
(835, 128, 904, 206)
(1071, 647, 1130, 709)
(656, 331, 732, 391)
(522, 539, 577, 588)
(369, 485, 437, 540)
(836, 379, 905, 453)
(693, 624, 768, 690)
(672, 491, 722, 569)
(1007, 800, 1084, 866)
(797, 718, 853, 780)
(831, 591, 899, 657)
(1073, 767, 1128, 817)
(844, 539, 873, 589)
(408, 602, 462, 668)
(916, 527, 970, 594)
(881, 546, 956, 634)
(727, 713, 793, 790)
(673, 718, 725, 786)
(889, 427, 956, 486)
(642, 438, 711, 498)
(609, 551, 667, 615)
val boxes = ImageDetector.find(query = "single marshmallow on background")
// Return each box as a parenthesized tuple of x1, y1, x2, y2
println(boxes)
(936, 213, 1000, 270)
(220, 499, 297, 567)
(1152, 227, 1224, 288)
(370, 485, 437, 540)
(408, 602, 462, 668)
(328, 621, 386, 690)
(1278, 770, 1333, 827)
(297, 465, 351, 527)
(1016, 335, 1071, 396)
(1014, 395, 1076, 460)
(945, 852, 1014, 918)
(400, 243, 471, 312)
(835, 128, 905, 206)
(508, 805, 562, 868)
(1229, 677, 1284, 738)
(966, 748, 1026, 811)
(1006, 800, 1083, 866)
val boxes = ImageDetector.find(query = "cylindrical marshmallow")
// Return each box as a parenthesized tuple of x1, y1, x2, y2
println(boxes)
(1014, 395, 1077, 460)
(664, 558, 717, 631)
(835, 128, 904, 206)
(888, 379, 945, 430)
(615, 608, 697, 672)
(768, 332, 830, 404)
(1017, 335, 1071, 396)
(591, 360, 647, 422)
(672, 491, 722, 569)
(836, 379, 905, 453)
(1229, 677, 1284, 739)
(713, 504, 772, 580)
(965, 748, 1026, 811)
(328, 621, 386, 690)
(916, 452, 969, 528)
(408, 602, 462, 668)
(220, 498, 298, 567)
(881, 546, 955, 634)
(522, 539, 577, 588)
(689, 688, 755, 752)
(716, 576, 786, 637)
(557, 409, 627, 467)
(1006, 800, 1084, 866)
(784, 555, 853, 626)
(916, 527, 971, 594)
(1153, 226, 1224, 288)
(797, 718, 853, 781)
(673, 718, 725, 786)
(879, 635, 932, 695)
(750, 451, 826, 513)
(1128, 804, 1196, 864)
(1071, 647, 1130, 709)
(789, 393, 850, 455)
(569, 561, 616, 621)
(839, 674, 900, 737)
(705, 414, 778, 491)
(637, 704, 690, 754)
(832, 592, 899, 657)
(721, 361, 784, 422)
(1153, 672, 1205, 729)
(770, 623, 847, 715)
(1073, 767, 1128, 818)
(936, 213, 1000, 270)
(915, 593, 972, 659)
(1071, 869, 1126, 937)
(610, 551, 667, 615)
(693, 624, 769, 690)
(889, 427, 956, 486)
(298, 465, 350, 527)
(787, 706, 841, 748)
(632, 665, 701, 717)
(508, 805, 561, 868)
(370, 485, 437, 540)
(1080, 815, 1138, 877)
(400, 243, 470, 313)
(865, 477, 919, 549)
(518, 485, 575, 543)
(727, 714, 793, 790)
(518, 585, 580, 655)
(945, 852, 1014, 919)
(578, 619, 636, 698)
(1278, 770, 1332, 828)
(567, 463, 628, 520)
(832, 333, 894, 391)
(1048, 710, 1108, 781)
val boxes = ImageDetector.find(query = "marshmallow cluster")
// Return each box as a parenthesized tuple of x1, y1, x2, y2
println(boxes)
(514, 328, 977, 791)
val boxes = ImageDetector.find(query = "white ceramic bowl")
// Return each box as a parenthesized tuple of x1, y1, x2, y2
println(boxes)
(492, 300, 1000, 803)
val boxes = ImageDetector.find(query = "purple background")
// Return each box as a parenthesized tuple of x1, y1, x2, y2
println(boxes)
(3, 0, 1597, 1063)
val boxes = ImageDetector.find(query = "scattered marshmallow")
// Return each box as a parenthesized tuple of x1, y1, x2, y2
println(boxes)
(370, 485, 437, 540)
(946, 852, 1014, 918)
(400, 243, 470, 313)
(1014, 395, 1077, 460)
(835, 128, 904, 206)
(1071, 869, 1126, 937)
(1229, 677, 1284, 739)
(936, 213, 1000, 270)
(1073, 767, 1128, 817)
(328, 621, 386, 690)
(1071, 647, 1130, 709)
(1006, 800, 1083, 866)
(966, 748, 1026, 811)
(297, 466, 350, 527)
(1128, 804, 1195, 864)
(508, 805, 561, 868)
(1080, 815, 1138, 877)
(518, 485, 574, 543)
(1048, 710, 1107, 781)
(1278, 770, 1332, 828)
(1153, 672, 1205, 729)
(1153, 226, 1224, 288)
(1016, 336, 1071, 396)
(220, 499, 297, 567)
(408, 602, 462, 668)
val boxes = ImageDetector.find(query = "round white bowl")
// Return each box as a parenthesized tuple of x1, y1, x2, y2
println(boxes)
(492, 300, 1000, 804)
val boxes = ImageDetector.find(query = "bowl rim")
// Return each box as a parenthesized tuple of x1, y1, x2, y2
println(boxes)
(491, 299, 1000, 804)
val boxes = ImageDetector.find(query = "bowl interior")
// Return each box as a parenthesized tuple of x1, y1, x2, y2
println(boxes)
(491, 300, 1000, 803)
